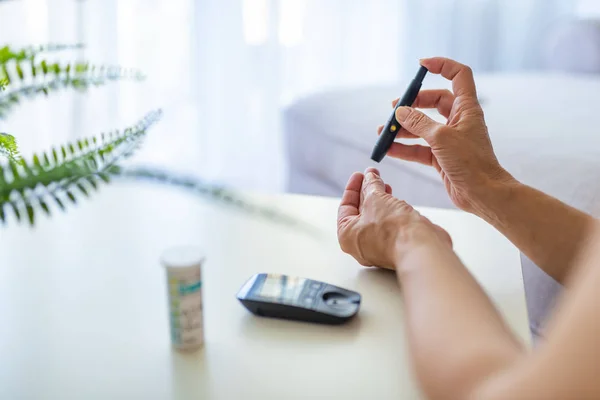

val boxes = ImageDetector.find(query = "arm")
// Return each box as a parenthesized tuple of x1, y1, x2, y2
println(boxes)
(472, 225, 600, 399)
(338, 169, 600, 400)
(470, 178, 595, 284)
(395, 219, 600, 400)
(395, 231, 523, 399)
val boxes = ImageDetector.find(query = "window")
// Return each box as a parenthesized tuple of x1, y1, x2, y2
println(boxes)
(242, 0, 306, 46)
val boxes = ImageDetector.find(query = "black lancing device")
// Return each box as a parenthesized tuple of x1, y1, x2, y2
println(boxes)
(371, 65, 428, 163)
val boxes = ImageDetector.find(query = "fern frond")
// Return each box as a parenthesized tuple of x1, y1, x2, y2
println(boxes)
(0, 109, 162, 226)
(0, 61, 144, 118)
(0, 43, 142, 118)
(0, 132, 21, 163)
(119, 166, 321, 236)
(1, 56, 143, 86)
(0, 43, 84, 65)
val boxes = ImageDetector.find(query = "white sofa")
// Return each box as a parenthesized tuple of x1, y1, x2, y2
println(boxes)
(283, 73, 600, 338)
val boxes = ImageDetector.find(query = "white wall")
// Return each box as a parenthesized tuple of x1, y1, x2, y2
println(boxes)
(577, 0, 600, 17)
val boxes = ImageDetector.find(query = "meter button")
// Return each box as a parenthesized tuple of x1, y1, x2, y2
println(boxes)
(322, 291, 351, 307)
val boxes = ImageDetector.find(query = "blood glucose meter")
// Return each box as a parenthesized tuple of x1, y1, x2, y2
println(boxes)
(236, 273, 361, 324)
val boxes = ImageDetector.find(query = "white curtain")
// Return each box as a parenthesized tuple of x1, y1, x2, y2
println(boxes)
(403, 0, 576, 73)
(0, 0, 579, 191)
(193, 0, 577, 189)
(0, 0, 201, 176)
(196, 0, 576, 102)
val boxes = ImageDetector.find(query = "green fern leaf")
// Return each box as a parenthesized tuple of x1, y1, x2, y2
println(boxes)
(66, 191, 76, 204)
(0, 110, 162, 226)
(0, 133, 21, 164)
(52, 194, 65, 211)
(1, 64, 9, 85)
(32, 154, 42, 168)
(86, 176, 98, 190)
(0, 43, 84, 66)
(0, 43, 160, 226)
(76, 182, 89, 197)
(26, 204, 34, 225)
(10, 202, 21, 222)
(40, 60, 48, 75)
(39, 200, 50, 216)
(0, 59, 145, 119)
(51, 63, 61, 76)
(15, 62, 24, 80)
(97, 172, 110, 183)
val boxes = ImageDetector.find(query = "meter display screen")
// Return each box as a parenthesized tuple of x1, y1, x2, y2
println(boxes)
(258, 274, 307, 303)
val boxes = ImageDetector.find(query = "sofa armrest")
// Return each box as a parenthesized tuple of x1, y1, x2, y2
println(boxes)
(543, 18, 600, 73)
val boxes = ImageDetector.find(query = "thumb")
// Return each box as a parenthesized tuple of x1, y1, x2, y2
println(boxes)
(362, 170, 385, 197)
(395, 107, 442, 141)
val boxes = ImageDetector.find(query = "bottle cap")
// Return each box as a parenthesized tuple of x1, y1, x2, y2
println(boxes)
(160, 246, 204, 271)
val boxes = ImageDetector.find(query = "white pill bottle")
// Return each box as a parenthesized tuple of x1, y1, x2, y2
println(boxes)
(161, 246, 205, 351)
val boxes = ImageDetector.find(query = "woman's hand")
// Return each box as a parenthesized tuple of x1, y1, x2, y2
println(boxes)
(337, 168, 452, 270)
(377, 57, 513, 214)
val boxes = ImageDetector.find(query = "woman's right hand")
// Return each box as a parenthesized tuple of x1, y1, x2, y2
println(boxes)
(378, 57, 514, 214)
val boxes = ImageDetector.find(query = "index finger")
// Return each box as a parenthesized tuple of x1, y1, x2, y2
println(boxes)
(338, 172, 363, 225)
(420, 57, 477, 99)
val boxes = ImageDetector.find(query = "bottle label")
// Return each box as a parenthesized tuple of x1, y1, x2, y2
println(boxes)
(166, 269, 203, 347)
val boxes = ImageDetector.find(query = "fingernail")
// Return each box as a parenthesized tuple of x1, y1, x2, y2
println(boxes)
(395, 107, 409, 120)
(364, 167, 380, 176)
(365, 172, 377, 180)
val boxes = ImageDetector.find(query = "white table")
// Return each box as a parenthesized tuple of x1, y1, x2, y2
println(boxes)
(0, 182, 530, 400)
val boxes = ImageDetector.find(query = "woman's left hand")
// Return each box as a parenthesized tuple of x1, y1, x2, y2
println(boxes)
(337, 168, 452, 269)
